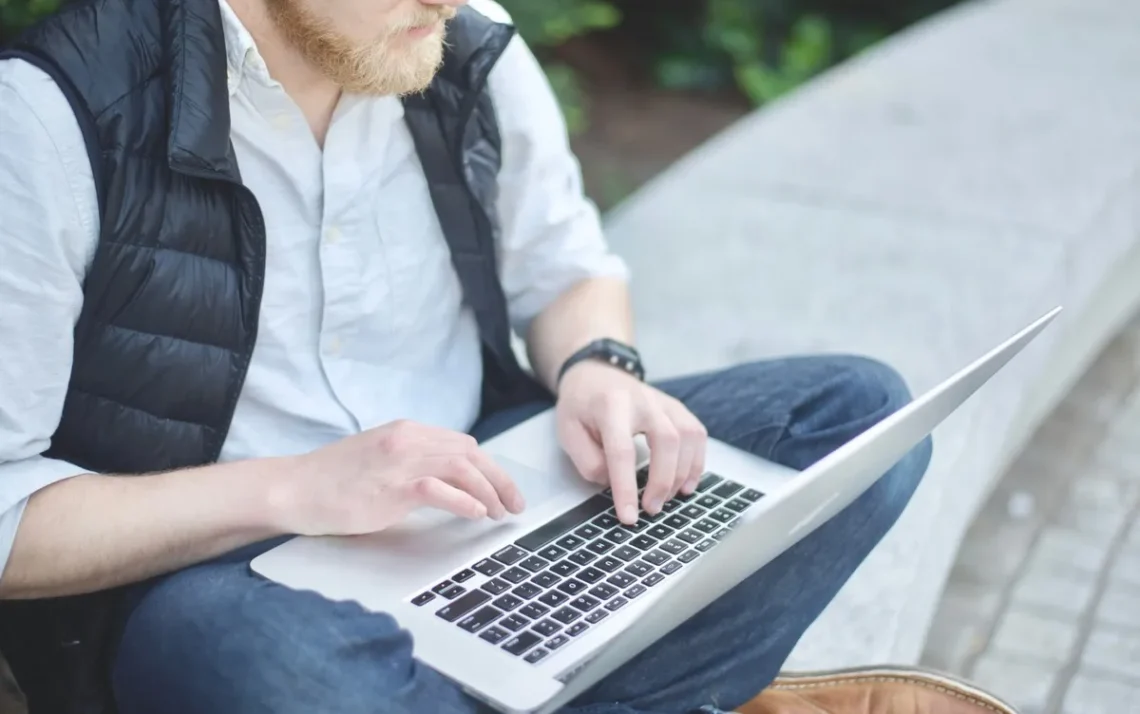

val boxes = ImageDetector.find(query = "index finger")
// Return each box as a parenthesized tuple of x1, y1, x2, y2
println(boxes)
(600, 399, 639, 524)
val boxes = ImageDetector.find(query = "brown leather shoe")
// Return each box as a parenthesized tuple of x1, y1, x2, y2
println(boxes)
(736, 666, 1019, 714)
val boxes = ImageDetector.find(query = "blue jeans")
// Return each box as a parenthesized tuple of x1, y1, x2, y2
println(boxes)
(112, 356, 932, 714)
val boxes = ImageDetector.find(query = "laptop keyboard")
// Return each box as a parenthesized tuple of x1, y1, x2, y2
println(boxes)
(408, 469, 764, 665)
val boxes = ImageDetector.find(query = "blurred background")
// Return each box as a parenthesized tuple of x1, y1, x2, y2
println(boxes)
(3, 1, 1140, 713)
(4, 0, 960, 208)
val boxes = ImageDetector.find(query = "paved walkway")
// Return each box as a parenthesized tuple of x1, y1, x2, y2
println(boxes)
(920, 312, 1140, 713)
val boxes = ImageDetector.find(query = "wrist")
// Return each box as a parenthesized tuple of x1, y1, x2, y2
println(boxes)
(245, 454, 309, 536)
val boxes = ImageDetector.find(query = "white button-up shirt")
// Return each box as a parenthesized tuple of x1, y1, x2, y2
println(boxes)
(0, 0, 628, 575)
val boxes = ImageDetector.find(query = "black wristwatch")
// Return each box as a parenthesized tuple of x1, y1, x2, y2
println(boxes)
(556, 338, 645, 386)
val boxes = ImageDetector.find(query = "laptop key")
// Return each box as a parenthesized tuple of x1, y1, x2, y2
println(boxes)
(519, 602, 549, 620)
(533, 620, 561, 637)
(679, 505, 706, 520)
(695, 474, 723, 492)
(740, 489, 764, 502)
(589, 583, 619, 600)
(662, 515, 691, 530)
(458, 606, 502, 633)
(520, 556, 549, 573)
(709, 509, 735, 524)
(557, 579, 587, 596)
(661, 500, 682, 512)
(439, 585, 466, 599)
(642, 550, 670, 566)
(567, 547, 597, 563)
(586, 609, 609, 624)
(713, 528, 731, 541)
(472, 558, 505, 577)
(675, 529, 702, 544)
(695, 495, 721, 510)
(625, 561, 652, 577)
(575, 523, 603, 539)
(530, 572, 560, 589)
(481, 579, 510, 595)
(499, 614, 531, 632)
(479, 626, 509, 644)
(577, 567, 605, 584)
(452, 568, 476, 583)
(556, 534, 585, 550)
(724, 498, 750, 513)
(538, 545, 567, 561)
(546, 634, 571, 650)
(607, 572, 636, 588)
(550, 560, 580, 577)
(678, 550, 700, 563)
(661, 561, 683, 575)
(502, 631, 542, 656)
(712, 481, 745, 499)
(511, 583, 542, 600)
(586, 540, 614, 555)
(623, 584, 647, 599)
(642, 572, 665, 587)
(660, 540, 687, 556)
(692, 519, 719, 534)
(593, 513, 620, 530)
(551, 607, 581, 625)
(431, 580, 455, 595)
(613, 546, 640, 561)
(605, 597, 629, 611)
(629, 535, 658, 551)
(695, 539, 716, 552)
(538, 591, 569, 608)
(567, 622, 590, 637)
(570, 595, 600, 612)
(524, 648, 550, 664)
(494, 594, 524, 611)
(647, 524, 674, 540)
(596, 556, 623, 573)
(604, 528, 632, 544)
(411, 592, 435, 606)
(501, 567, 530, 584)
(492, 545, 528, 566)
(435, 590, 491, 622)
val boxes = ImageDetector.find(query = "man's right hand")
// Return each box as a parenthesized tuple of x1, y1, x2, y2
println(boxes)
(270, 420, 527, 537)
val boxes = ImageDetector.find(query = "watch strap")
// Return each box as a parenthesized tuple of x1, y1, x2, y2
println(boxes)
(556, 338, 645, 386)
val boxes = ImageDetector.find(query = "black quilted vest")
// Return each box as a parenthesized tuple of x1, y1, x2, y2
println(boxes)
(0, 1, 547, 711)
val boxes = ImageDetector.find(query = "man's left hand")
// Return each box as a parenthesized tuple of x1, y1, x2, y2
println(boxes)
(555, 362, 708, 524)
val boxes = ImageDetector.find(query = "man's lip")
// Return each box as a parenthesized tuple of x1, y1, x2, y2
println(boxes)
(406, 21, 442, 38)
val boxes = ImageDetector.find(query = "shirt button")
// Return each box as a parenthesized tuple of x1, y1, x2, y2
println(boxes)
(324, 226, 341, 244)
(326, 336, 342, 355)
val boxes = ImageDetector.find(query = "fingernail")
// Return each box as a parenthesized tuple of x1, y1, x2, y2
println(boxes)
(648, 498, 664, 514)
(513, 495, 526, 512)
(619, 505, 638, 524)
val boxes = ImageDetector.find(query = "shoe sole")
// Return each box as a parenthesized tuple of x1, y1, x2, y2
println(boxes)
(764, 664, 1021, 714)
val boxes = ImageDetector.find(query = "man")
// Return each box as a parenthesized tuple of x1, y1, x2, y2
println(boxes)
(0, 0, 933, 712)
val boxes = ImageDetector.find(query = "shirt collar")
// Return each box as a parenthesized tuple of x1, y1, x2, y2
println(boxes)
(218, 0, 272, 96)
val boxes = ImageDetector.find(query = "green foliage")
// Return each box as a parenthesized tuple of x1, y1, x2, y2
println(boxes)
(497, 0, 621, 48)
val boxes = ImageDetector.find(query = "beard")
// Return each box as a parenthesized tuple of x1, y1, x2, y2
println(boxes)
(264, 0, 456, 96)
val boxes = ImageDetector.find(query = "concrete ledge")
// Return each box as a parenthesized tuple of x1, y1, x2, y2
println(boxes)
(603, 0, 1140, 665)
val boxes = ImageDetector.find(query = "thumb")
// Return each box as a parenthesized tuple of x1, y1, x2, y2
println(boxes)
(558, 417, 608, 485)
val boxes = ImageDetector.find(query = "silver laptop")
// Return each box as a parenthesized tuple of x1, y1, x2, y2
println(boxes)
(251, 307, 1061, 714)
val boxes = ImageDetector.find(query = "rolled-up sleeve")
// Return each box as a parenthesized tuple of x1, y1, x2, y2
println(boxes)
(486, 21, 630, 336)
(0, 59, 99, 578)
